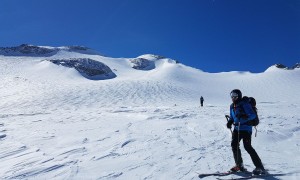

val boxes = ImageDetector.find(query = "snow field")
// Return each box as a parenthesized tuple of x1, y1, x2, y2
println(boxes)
(0, 52, 300, 179)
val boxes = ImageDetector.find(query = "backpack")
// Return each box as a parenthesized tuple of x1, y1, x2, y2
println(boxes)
(242, 96, 259, 126)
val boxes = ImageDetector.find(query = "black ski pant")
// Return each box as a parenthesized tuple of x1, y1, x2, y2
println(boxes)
(231, 130, 263, 168)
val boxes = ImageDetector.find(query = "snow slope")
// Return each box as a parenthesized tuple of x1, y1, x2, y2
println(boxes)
(0, 47, 300, 179)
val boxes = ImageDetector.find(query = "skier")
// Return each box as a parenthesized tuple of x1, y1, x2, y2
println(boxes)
(200, 96, 204, 107)
(227, 89, 265, 175)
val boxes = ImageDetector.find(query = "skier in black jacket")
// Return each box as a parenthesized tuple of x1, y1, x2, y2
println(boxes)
(200, 96, 204, 107)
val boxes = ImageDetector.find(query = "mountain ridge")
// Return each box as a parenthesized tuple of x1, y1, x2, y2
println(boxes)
(1, 44, 298, 72)
(0, 44, 102, 57)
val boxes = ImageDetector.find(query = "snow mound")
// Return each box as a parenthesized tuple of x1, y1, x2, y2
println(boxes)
(58, 46, 103, 55)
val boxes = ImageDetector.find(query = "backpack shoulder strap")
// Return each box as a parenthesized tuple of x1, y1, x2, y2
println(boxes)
(238, 97, 252, 114)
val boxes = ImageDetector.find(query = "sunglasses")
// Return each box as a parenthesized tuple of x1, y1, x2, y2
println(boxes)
(230, 92, 239, 99)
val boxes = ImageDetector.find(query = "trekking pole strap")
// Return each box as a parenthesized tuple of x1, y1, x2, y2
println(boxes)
(254, 126, 258, 137)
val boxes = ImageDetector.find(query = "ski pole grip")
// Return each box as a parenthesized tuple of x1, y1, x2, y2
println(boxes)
(225, 115, 233, 135)
(225, 115, 230, 122)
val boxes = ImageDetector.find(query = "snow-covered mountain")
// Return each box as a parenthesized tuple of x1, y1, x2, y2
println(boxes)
(0, 45, 299, 179)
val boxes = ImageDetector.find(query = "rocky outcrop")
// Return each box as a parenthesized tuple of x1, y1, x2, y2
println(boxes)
(0, 44, 58, 56)
(0, 44, 100, 56)
(130, 58, 155, 70)
(292, 63, 300, 69)
(272, 63, 300, 70)
(274, 64, 289, 69)
(48, 58, 116, 80)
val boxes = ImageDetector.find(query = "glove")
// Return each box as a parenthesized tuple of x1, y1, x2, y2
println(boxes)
(227, 120, 233, 129)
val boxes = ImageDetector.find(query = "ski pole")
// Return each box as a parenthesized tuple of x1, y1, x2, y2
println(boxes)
(225, 115, 233, 135)
(237, 121, 240, 168)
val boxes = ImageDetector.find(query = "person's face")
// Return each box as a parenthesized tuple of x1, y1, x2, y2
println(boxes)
(230, 92, 239, 103)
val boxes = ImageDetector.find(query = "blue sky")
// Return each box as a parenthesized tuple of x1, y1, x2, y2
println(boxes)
(0, 0, 299, 72)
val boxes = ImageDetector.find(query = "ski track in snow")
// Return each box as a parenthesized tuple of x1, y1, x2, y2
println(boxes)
(0, 55, 300, 179)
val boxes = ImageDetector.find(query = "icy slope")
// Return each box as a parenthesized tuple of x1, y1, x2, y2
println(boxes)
(0, 48, 300, 179)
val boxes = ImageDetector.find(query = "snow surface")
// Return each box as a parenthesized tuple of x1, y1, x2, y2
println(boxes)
(0, 49, 300, 180)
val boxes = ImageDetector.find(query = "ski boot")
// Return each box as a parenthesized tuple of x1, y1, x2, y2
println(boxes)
(230, 164, 247, 172)
(252, 167, 266, 175)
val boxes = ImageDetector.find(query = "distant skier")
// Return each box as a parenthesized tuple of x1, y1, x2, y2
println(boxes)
(200, 96, 204, 107)
(227, 89, 265, 175)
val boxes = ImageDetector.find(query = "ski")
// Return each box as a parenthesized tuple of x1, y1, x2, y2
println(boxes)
(197, 171, 251, 178)
(216, 173, 268, 180)
(197, 171, 233, 178)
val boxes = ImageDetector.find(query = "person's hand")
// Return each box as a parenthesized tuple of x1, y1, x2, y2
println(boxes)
(227, 120, 233, 129)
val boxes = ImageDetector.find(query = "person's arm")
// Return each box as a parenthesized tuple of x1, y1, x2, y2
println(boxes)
(227, 106, 234, 128)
